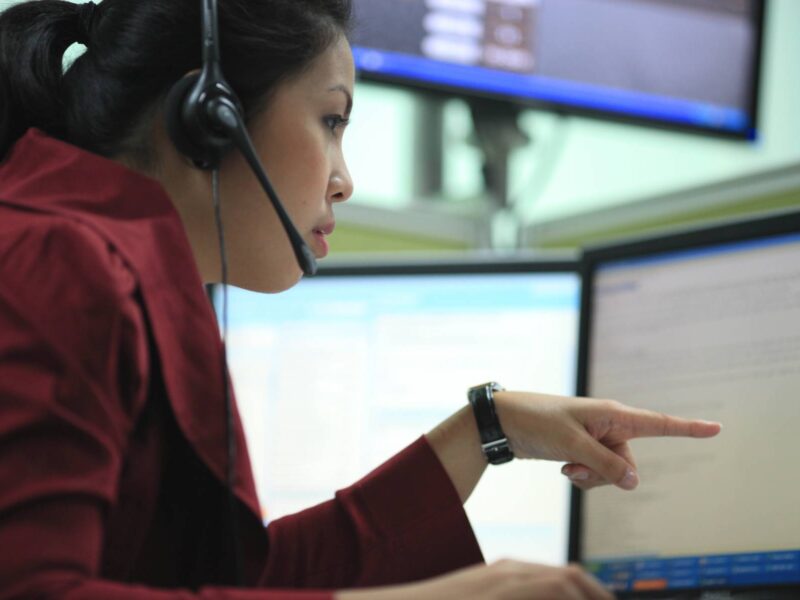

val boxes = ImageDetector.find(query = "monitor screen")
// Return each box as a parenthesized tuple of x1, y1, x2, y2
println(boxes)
(351, 0, 765, 139)
(574, 214, 800, 595)
(221, 261, 580, 565)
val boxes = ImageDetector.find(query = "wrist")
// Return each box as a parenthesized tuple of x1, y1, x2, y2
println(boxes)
(426, 405, 487, 504)
(427, 405, 483, 465)
(492, 391, 517, 455)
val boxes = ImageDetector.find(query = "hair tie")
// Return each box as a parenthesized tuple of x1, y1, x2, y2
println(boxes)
(75, 1, 98, 47)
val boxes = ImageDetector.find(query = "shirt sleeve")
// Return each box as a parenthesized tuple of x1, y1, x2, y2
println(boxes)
(259, 436, 485, 590)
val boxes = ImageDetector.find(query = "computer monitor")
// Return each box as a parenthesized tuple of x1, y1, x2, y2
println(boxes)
(571, 210, 800, 597)
(221, 259, 581, 565)
(350, 0, 766, 139)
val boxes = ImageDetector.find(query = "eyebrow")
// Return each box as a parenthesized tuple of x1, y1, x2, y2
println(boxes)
(328, 85, 353, 117)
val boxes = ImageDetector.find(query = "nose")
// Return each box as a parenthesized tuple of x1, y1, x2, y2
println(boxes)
(328, 161, 354, 204)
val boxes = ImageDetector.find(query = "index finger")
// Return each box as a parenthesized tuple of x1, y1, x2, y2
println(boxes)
(624, 406, 722, 439)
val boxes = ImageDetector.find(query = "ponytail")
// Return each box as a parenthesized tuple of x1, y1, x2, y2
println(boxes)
(0, 1, 88, 161)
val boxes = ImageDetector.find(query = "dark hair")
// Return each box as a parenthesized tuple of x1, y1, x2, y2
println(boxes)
(0, 0, 352, 166)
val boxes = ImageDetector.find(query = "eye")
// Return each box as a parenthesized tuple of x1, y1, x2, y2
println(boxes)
(324, 115, 350, 133)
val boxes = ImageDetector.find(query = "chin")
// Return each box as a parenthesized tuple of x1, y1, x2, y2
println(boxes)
(231, 266, 304, 294)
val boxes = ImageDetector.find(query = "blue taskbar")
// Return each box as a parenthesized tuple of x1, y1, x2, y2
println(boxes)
(353, 47, 752, 137)
(586, 550, 800, 593)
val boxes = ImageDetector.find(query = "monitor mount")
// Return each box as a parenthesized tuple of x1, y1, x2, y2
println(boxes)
(468, 97, 531, 212)
(470, 98, 532, 250)
(412, 94, 532, 250)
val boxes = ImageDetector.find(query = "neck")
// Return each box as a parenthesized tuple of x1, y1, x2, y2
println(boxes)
(117, 127, 220, 284)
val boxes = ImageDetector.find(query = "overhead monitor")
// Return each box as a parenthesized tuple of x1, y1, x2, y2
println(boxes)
(572, 210, 800, 597)
(220, 259, 580, 565)
(351, 0, 766, 139)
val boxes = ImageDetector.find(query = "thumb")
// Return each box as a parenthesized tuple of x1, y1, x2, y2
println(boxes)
(574, 434, 639, 491)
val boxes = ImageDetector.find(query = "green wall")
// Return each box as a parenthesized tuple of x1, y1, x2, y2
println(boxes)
(330, 223, 468, 253)
(536, 186, 800, 249)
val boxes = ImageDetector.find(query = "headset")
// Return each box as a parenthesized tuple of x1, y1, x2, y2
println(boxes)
(164, 0, 317, 278)
(163, 0, 317, 586)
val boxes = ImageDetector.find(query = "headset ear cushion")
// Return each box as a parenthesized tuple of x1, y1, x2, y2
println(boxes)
(164, 72, 214, 168)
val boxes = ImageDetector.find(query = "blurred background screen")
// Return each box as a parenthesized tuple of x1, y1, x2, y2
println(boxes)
(220, 262, 580, 564)
(351, 0, 765, 138)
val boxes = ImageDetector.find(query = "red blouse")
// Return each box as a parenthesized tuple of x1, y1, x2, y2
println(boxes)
(0, 130, 483, 599)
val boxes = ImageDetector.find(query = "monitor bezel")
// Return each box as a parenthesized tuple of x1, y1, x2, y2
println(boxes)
(315, 256, 580, 278)
(352, 0, 768, 141)
(570, 208, 800, 598)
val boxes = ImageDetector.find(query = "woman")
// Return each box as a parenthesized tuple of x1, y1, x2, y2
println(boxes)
(0, 1, 721, 598)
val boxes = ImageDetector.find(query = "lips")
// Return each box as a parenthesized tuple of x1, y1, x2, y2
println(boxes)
(313, 222, 336, 236)
(311, 221, 335, 258)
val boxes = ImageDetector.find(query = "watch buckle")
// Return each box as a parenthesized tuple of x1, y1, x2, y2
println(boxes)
(482, 438, 510, 453)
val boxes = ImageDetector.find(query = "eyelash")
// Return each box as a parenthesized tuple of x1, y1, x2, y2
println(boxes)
(324, 115, 350, 133)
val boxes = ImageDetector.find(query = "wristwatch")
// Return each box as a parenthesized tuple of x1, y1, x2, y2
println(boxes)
(467, 382, 514, 465)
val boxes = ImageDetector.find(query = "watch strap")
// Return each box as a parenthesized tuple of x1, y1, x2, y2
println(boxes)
(468, 382, 514, 465)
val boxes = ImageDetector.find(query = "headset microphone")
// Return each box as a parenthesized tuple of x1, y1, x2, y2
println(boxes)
(164, 0, 318, 277)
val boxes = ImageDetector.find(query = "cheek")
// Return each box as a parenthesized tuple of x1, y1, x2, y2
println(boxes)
(265, 129, 330, 211)
(219, 120, 329, 292)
